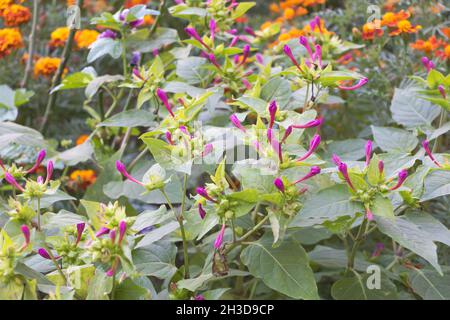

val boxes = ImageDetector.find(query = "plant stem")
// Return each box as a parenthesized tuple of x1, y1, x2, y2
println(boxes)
(433, 109, 447, 153)
(40, 0, 83, 132)
(44, 244, 67, 285)
(21, 0, 39, 88)
(36, 197, 41, 231)
(347, 219, 367, 270)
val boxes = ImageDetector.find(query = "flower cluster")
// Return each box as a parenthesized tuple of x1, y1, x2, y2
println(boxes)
(49, 27, 100, 49)
(0, 27, 22, 58)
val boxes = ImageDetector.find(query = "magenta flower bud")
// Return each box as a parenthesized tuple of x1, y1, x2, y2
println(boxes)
(314, 16, 323, 33)
(208, 53, 221, 69)
(372, 242, 385, 257)
(256, 53, 264, 64)
(202, 143, 214, 157)
(185, 27, 209, 50)
(366, 208, 374, 221)
(165, 131, 174, 145)
(37, 176, 44, 184)
(130, 51, 141, 66)
(299, 36, 313, 58)
(95, 226, 110, 238)
(365, 140, 373, 166)
(116, 160, 144, 186)
(76, 223, 85, 245)
(38, 248, 59, 260)
(268, 101, 277, 128)
(338, 162, 355, 190)
(109, 229, 116, 243)
(338, 78, 369, 91)
(196, 187, 217, 203)
(132, 67, 144, 80)
(297, 134, 321, 161)
(27, 149, 46, 174)
(292, 117, 323, 129)
(281, 126, 293, 144)
(389, 169, 408, 191)
(421, 56, 434, 72)
(229, 36, 239, 47)
(106, 261, 117, 277)
(98, 29, 117, 40)
(156, 88, 175, 118)
(267, 129, 282, 162)
(332, 154, 342, 166)
(292, 166, 321, 184)
(438, 85, 446, 99)
(195, 295, 205, 300)
(21, 225, 30, 248)
(214, 223, 226, 249)
(152, 49, 159, 56)
(230, 114, 246, 132)
(119, 9, 129, 21)
(378, 160, 384, 175)
(422, 140, 441, 167)
(118, 220, 127, 245)
(209, 18, 216, 42)
(283, 45, 300, 69)
(315, 44, 322, 67)
(198, 203, 206, 219)
(45, 160, 53, 183)
(179, 126, 190, 136)
(273, 177, 285, 193)
(4, 172, 24, 192)
(240, 44, 251, 65)
(244, 26, 256, 37)
(129, 18, 144, 28)
(242, 78, 251, 90)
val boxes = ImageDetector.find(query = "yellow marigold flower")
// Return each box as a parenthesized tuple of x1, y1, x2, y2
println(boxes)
(381, 10, 410, 27)
(143, 15, 155, 25)
(34, 57, 63, 78)
(270, 3, 280, 13)
(49, 27, 70, 48)
(76, 134, 89, 145)
(0, 0, 13, 13)
(389, 19, 421, 36)
(69, 169, 97, 189)
(74, 29, 99, 49)
(1, 4, 31, 27)
(283, 8, 295, 20)
(0, 27, 23, 58)
(362, 21, 383, 40)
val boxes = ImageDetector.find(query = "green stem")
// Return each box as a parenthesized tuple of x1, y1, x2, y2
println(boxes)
(44, 244, 67, 285)
(21, 0, 39, 88)
(36, 197, 41, 231)
(347, 219, 367, 271)
(433, 109, 447, 153)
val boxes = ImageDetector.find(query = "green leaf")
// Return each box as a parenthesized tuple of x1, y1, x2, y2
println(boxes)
(133, 28, 179, 53)
(376, 216, 442, 274)
(291, 185, 364, 227)
(407, 267, 450, 300)
(371, 126, 418, 153)
(308, 245, 371, 271)
(260, 77, 291, 108)
(135, 221, 180, 248)
(87, 38, 123, 63)
(52, 71, 94, 93)
(371, 195, 394, 219)
(331, 273, 398, 300)
(176, 57, 208, 85)
(231, 2, 256, 19)
(98, 110, 155, 127)
(114, 278, 150, 300)
(133, 241, 177, 279)
(325, 139, 367, 162)
(86, 270, 113, 300)
(403, 212, 450, 246)
(50, 141, 94, 166)
(241, 233, 319, 300)
(421, 170, 450, 201)
(42, 210, 86, 230)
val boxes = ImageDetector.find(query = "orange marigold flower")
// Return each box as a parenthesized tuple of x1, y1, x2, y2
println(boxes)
(296, 7, 308, 16)
(76, 134, 89, 145)
(0, 0, 12, 13)
(143, 15, 155, 25)
(435, 45, 450, 60)
(283, 8, 295, 20)
(383, 0, 399, 11)
(49, 27, 70, 48)
(362, 21, 383, 40)
(34, 57, 62, 78)
(260, 21, 273, 31)
(74, 29, 99, 49)
(381, 10, 410, 27)
(0, 28, 23, 58)
(270, 3, 280, 13)
(69, 169, 97, 189)
(442, 27, 450, 39)
(1, 4, 31, 27)
(389, 19, 421, 36)
(410, 36, 444, 53)
(124, 0, 148, 8)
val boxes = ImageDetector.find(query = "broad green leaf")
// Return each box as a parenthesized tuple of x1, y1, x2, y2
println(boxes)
(260, 77, 291, 108)
(87, 38, 123, 63)
(371, 195, 394, 219)
(421, 170, 450, 201)
(241, 234, 319, 300)
(407, 267, 450, 300)
(331, 273, 398, 300)
(133, 241, 177, 279)
(98, 110, 155, 127)
(114, 278, 151, 300)
(371, 126, 418, 153)
(176, 56, 208, 85)
(86, 270, 113, 300)
(135, 220, 180, 248)
(403, 211, 450, 246)
(231, 2, 256, 19)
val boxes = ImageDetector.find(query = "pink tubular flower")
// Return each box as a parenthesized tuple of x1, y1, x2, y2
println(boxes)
(27, 149, 46, 174)
(338, 78, 368, 91)
(37, 176, 44, 184)
(314, 16, 323, 33)
(299, 36, 313, 59)
(378, 160, 384, 176)
(106, 257, 119, 277)
(229, 36, 239, 47)
(292, 166, 321, 184)
(116, 161, 144, 186)
(314, 44, 322, 68)
(371, 243, 385, 258)
(214, 223, 226, 249)
(165, 131, 174, 145)
(76, 223, 85, 245)
(422, 140, 441, 167)
(156, 88, 175, 118)
(38, 248, 60, 260)
(268, 101, 277, 128)
(297, 134, 321, 162)
(338, 162, 355, 190)
(109, 229, 116, 243)
(365, 140, 373, 166)
(209, 19, 216, 42)
(4, 172, 24, 192)
(198, 203, 206, 219)
(45, 160, 53, 184)
(118, 220, 127, 245)
(240, 44, 251, 65)
(291, 117, 323, 129)
(281, 126, 293, 144)
(132, 67, 144, 80)
(273, 177, 285, 193)
(421, 56, 434, 72)
(332, 154, 342, 166)
(366, 208, 374, 221)
(196, 187, 217, 203)
(244, 26, 256, 37)
(255, 53, 264, 64)
(98, 29, 117, 40)
(438, 85, 446, 99)
(201, 143, 214, 157)
(283, 45, 301, 70)
(230, 114, 246, 132)
(95, 226, 110, 237)
(208, 53, 221, 70)
(267, 128, 282, 162)
(389, 169, 408, 191)
(20, 225, 30, 249)
(242, 78, 252, 90)
(185, 27, 210, 50)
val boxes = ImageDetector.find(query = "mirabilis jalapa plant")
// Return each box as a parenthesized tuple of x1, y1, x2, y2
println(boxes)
(0, 0, 449, 301)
